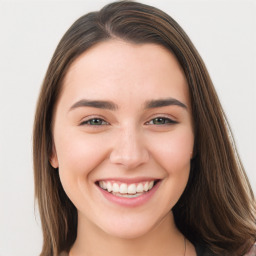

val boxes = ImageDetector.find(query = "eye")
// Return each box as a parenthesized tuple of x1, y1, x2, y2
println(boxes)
(146, 117, 177, 125)
(80, 118, 109, 126)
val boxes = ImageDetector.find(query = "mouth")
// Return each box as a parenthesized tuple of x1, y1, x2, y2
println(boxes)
(96, 179, 160, 198)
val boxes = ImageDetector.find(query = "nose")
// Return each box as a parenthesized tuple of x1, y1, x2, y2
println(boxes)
(109, 126, 149, 169)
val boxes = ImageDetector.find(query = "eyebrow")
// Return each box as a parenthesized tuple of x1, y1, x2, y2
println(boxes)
(69, 97, 187, 111)
(69, 99, 118, 111)
(144, 98, 187, 109)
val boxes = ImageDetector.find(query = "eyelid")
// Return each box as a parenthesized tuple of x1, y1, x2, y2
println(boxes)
(145, 114, 178, 125)
(79, 115, 110, 126)
(78, 114, 177, 126)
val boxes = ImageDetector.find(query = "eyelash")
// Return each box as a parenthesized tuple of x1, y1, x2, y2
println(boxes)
(80, 118, 109, 126)
(145, 117, 177, 125)
(80, 116, 177, 126)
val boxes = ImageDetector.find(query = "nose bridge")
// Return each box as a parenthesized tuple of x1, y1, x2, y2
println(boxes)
(109, 123, 149, 168)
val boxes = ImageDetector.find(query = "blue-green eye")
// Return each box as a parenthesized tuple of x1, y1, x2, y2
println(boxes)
(148, 117, 177, 125)
(81, 118, 108, 126)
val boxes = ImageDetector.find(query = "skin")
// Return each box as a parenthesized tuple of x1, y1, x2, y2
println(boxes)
(51, 40, 196, 256)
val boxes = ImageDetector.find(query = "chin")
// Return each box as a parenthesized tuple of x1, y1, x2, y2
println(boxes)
(104, 224, 153, 240)
(97, 213, 166, 240)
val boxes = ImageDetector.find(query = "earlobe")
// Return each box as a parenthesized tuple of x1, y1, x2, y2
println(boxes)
(190, 148, 197, 160)
(49, 144, 59, 169)
(50, 157, 59, 169)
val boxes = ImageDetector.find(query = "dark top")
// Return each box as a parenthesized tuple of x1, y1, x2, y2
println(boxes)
(195, 243, 216, 256)
(195, 242, 256, 256)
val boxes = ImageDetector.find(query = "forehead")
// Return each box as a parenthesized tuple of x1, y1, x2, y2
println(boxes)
(61, 40, 189, 107)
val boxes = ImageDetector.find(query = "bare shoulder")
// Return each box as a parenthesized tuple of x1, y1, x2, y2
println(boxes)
(244, 242, 256, 256)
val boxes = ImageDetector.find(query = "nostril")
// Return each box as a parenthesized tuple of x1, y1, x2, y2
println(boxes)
(109, 152, 149, 169)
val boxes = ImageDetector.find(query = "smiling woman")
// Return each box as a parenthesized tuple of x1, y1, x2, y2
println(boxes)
(51, 41, 194, 248)
(33, 1, 256, 256)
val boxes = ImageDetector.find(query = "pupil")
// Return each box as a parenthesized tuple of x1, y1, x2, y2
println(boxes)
(91, 119, 101, 125)
(154, 118, 165, 124)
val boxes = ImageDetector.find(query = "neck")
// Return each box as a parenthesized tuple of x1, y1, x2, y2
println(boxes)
(70, 211, 185, 256)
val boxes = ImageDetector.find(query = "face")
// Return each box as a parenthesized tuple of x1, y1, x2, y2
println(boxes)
(51, 40, 194, 239)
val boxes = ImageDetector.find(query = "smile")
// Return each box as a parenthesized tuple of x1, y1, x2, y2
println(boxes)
(98, 180, 155, 198)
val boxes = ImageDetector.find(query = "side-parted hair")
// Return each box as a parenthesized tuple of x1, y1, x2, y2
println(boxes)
(33, 1, 256, 255)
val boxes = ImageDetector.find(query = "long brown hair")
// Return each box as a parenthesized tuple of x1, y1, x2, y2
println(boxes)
(33, 1, 256, 255)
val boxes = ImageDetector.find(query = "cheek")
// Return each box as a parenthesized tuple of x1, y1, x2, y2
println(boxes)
(149, 128, 194, 174)
(149, 128, 194, 207)
(55, 130, 110, 208)
(55, 129, 109, 177)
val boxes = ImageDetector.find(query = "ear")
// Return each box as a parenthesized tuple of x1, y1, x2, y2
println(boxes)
(49, 143, 59, 169)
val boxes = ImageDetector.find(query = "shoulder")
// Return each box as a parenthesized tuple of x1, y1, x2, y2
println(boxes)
(244, 242, 256, 256)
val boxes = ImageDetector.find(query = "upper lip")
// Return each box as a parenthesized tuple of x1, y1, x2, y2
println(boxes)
(95, 177, 161, 184)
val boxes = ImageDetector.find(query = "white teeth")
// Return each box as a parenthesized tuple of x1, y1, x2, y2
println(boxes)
(107, 182, 112, 192)
(119, 183, 128, 193)
(149, 181, 154, 190)
(127, 184, 136, 194)
(100, 181, 107, 189)
(114, 193, 142, 198)
(144, 182, 149, 191)
(136, 183, 144, 193)
(98, 180, 156, 195)
(112, 183, 119, 193)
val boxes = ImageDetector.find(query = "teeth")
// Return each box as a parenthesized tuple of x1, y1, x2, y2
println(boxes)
(107, 182, 112, 192)
(98, 180, 156, 194)
(99, 181, 107, 189)
(119, 183, 127, 193)
(144, 182, 149, 191)
(149, 181, 154, 190)
(127, 184, 136, 194)
(102, 181, 107, 189)
(112, 193, 143, 198)
(136, 183, 144, 193)
(112, 183, 119, 193)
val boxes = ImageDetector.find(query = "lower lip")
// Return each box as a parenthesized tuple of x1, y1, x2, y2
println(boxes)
(97, 181, 161, 207)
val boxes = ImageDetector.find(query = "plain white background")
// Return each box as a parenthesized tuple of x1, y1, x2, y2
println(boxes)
(0, 0, 255, 255)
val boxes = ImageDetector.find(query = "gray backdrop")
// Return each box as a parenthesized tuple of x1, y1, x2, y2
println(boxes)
(0, 0, 255, 255)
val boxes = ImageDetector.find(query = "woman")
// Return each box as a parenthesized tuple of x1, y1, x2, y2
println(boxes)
(33, 1, 256, 255)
